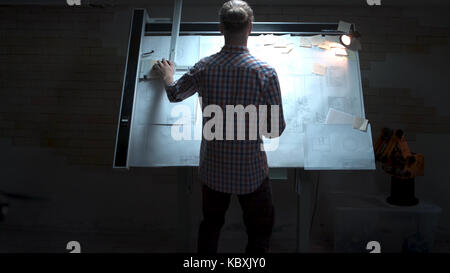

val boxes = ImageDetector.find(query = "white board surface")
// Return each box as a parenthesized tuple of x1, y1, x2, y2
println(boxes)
(128, 35, 375, 169)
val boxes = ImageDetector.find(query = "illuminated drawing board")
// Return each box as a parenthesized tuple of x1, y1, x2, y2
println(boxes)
(114, 10, 375, 170)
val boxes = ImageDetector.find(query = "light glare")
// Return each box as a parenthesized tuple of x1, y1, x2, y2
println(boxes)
(340, 34, 352, 46)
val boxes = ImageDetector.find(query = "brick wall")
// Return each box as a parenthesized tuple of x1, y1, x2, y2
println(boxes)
(0, 6, 128, 166)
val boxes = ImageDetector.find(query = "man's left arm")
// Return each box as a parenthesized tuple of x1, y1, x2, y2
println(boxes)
(153, 58, 203, 102)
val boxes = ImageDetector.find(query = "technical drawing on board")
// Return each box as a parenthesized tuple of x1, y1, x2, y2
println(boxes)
(122, 23, 375, 169)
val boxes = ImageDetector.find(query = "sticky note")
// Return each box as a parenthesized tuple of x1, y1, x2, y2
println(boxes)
(330, 42, 346, 49)
(149, 60, 160, 79)
(337, 20, 352, 33)
(318, 42, 331, 50)
(299, 36, 312, 48)
(326, 108, 355, 124)
(139, 59, 160, 80)
(353, 117, 369, 132)
(335, 48, 348, 56)
(312, 63, 327, 75)
(274, 34, 292, 48)
(310, 35, 325, 46)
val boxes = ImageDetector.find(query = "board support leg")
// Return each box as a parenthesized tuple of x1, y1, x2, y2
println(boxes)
(295, 168, 319, 252)
(177, 167, 193, 252)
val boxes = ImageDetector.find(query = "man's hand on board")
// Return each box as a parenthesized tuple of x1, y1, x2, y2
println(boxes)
(153, 58, 175, 87)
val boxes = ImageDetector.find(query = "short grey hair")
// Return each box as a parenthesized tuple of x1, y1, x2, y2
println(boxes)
(219, 0, 254, 32)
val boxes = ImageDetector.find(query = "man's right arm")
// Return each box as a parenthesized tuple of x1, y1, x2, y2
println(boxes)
(262, 69, 286, 138)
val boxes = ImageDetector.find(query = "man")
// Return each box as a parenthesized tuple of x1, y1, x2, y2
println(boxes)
(153, 0, 285, 253)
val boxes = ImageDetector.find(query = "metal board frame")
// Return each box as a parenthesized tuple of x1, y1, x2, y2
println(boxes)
(113, 16, 354, 168)
(113, 9, 146, 168)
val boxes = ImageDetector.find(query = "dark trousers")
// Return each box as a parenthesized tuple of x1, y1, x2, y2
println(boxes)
(197, 177, 274, 253)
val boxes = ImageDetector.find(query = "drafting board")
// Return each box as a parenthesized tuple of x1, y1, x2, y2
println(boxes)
(114, 11, 375, 170)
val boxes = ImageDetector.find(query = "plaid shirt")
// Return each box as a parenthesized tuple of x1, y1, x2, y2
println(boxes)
(166, 44, 285, 194)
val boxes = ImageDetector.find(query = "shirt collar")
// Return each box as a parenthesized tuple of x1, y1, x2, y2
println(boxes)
(220, 44, 250, 54)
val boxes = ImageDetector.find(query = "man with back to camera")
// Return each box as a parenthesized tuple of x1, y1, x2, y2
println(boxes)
(153, 0, 285, 253)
